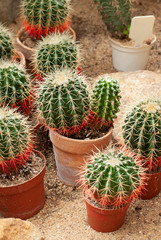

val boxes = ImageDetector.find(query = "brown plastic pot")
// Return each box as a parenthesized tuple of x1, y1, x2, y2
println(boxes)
(141, 170, 161, 200)
(0, 150, 46, 220)
(49, 128, 113, 186)
(84, 198, 130, 232)
(13, 50, 26, 67)
(16, 27, 76, 61)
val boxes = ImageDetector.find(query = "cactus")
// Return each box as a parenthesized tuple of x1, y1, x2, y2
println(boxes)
(21, 0, 71, 39)
(122, 99, 161, 171)
(0, 62, 32, 115)
(90, 76, 121, 128)
(0, 24, 14, 60)
(33, 32, 80, 77)
(81, 147, 145, 208)
(0, 107, 34, 173)
(94, 0, 131, 38)
(37, 69, 90, 134)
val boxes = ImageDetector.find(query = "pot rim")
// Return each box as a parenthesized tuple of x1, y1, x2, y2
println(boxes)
(13, 50, 26, 67)
(0, 150, 46, 189)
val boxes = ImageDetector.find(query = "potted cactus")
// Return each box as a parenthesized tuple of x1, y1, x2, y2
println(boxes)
(0, 61, 33, 115)
(16, 0, 75, 60)
(36, 68, 121, 185)
(122, 99, 161, 199)
(94, 0, 156, 71)
(0, 107, 46, 219)
(32, 32, 80, 81)
(80, 147, 146, 232)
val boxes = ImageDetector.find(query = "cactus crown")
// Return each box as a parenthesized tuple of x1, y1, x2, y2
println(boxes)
(91, 76, 121, 127)
(0, 24, 14, 60)
(81, 147, 145, 208)
(33, 32, 80, 77)
(94, 0, 131, 38)
(37, 68, 90, 134)
(123, 99, 161, 171)
(0, 107, 33, 173)
(22, 0, 71, 39)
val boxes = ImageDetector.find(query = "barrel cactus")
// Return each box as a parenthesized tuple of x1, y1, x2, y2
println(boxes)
(21, 0, 71, 39)
(0, 107, 34, 173)
(0, 24, 14, 60)
(90, 76, 121, 128)
(122, 99, 161, 171)
(81, 147, 145, 208)
(37, 69, 90, 134)
(33, 32, 80, 77)
(0, 61, 32, 115)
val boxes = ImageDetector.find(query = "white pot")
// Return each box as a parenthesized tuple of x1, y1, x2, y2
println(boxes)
(109, 35, 156, 72)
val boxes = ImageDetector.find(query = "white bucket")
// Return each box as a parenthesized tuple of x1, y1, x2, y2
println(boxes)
(109, 36, 156, 72)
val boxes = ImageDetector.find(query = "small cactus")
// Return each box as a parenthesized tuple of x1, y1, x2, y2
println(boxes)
(0, 61, 32, 115)
(0, 24, 14, 60)
(37, 69, 90, 134)
(33, 32, 80, 77)
(94, 0, 131, 38)
(21, 0, 71, 39)
(0, 107, 34, 173)
(81, 147, 145, 208)
(90, 76, 121, 128)
(122, 99, 161, 171)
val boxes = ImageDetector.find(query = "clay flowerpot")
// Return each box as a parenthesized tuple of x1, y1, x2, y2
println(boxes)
(84, 198, 130, 232)
(12, 50, 26, 67)
(16, 27, 76, 61)
(0, 150, 46, 220)
(109, 35, 156, 72)
(49, 128, 113, 186)
(141, 170, 161, 200)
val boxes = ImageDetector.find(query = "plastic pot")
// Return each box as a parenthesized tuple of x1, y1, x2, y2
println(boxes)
(109, 35, 156, 72)
(0, 150, 46, 220)
(16, 27, 76, 61)
(141, 170, 161, 200)
(84, 198, 130, 232)
(49, 128, 113, 186)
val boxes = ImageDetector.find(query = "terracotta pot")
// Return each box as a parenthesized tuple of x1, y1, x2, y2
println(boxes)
(49, 128, 113, 186)
(16, 27, 76, 61)
(84, 198, 130, 232)
(12, 50, 26, 67)
(0, 150, 46, 220)
(141, 170, 161, 200)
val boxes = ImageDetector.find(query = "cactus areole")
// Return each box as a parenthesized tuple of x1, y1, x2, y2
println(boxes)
(123, 100, 161, 171)
(22, 0, 71, 39)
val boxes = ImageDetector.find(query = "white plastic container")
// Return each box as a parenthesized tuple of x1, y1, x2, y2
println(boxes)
(109, 35, 156, 72)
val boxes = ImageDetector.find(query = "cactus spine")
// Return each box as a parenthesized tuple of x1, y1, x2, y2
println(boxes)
(0, 107, 33, 173)
(22, 0, 71, 39)
(0, 24, 14, 60)
(33, 32, 80, 77)
(123, 99, 161, 171)
(37, 69, 90, 134)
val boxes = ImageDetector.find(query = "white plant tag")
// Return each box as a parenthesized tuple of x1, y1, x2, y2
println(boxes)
(129, 15, 155, 47)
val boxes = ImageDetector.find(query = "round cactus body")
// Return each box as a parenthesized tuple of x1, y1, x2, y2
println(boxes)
(22, 0, 71, 39)
(0, 62, 32, 115)
(37, 69, 90, 134)
(33, 32, 80, 77)
(0, 24, 13, 60)
(82, 148, 145, 208)
(91, 76, 121, 127)
(0, 107, 33, 173)
(123, 99, 161, 170)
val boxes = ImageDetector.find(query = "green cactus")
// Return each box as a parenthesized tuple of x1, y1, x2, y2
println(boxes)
(37, 69, 90, 134)
(33, 32, 80, 77)
(0, 107, 33, 173)
(91, 76, 121, 127)
(122, 99, 161, 171)
(81, 147, 145, 208)
(0, 62, 31, 113)
(22, 0, 71, 39)
(94, 0, 131, 38)
(0, 24, 14, 60)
